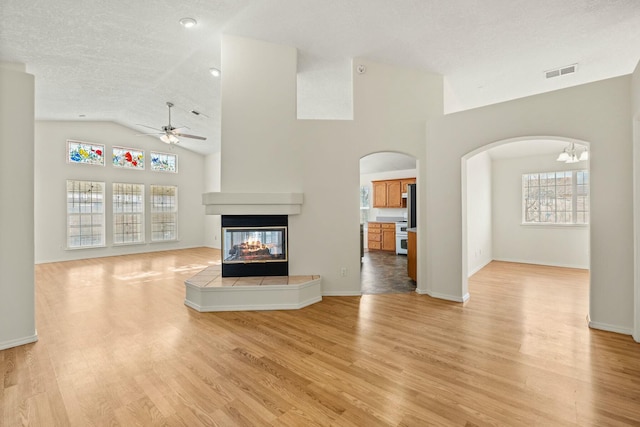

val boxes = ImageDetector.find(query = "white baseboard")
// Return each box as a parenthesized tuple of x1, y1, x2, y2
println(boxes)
(429, 291, 468, 303)
(587, 315, 634, 336)
(0, 332, 38, 351)
(493, 257, 588, 270)
(322, 290, 362, 296)
(415, 288, 468, 303)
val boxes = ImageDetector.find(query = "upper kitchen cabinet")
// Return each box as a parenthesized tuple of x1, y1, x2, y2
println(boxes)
(400, 178, 416, 194)
(372, 181, 388, 207)
(372, 178, 414, 208)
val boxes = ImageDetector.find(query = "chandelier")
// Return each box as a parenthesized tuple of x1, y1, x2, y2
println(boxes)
(556, 142, 588, 163)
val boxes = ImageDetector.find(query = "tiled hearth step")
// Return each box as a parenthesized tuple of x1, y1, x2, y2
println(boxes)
(184, 266, 322, 312)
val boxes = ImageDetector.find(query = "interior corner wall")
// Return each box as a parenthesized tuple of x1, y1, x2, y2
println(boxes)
(427, 76, 634, 333)
(34, 121, 206, 263)
(204, 152, 221, 248)
(466, 151, 492, 276)
(492, 154, 589, 269)
(0, 65, 37, 350)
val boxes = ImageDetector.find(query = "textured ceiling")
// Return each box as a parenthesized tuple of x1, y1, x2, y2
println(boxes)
(1, 0, 639, 156)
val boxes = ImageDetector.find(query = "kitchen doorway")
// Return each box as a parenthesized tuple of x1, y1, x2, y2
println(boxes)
(360, 151, 417, 294)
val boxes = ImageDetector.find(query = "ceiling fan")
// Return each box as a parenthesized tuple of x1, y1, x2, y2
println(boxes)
(137, 101, 206, 144)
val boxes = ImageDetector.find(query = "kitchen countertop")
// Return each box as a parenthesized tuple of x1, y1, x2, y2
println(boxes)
(407, 227, 417, 232)
(374, 216, 406, 223)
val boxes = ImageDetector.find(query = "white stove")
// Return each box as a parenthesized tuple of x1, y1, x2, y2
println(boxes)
(395, 221, 408, 255)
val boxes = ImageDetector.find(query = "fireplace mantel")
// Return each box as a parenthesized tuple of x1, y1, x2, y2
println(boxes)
(202, 192, 303, 215)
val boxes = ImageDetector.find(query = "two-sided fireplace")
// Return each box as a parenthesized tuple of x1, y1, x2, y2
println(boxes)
(221, 215, 288, 277)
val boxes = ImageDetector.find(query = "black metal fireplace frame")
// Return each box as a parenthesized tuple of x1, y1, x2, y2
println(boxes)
(221, 215, 289, 277)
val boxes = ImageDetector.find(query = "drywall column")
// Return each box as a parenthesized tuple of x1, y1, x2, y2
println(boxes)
(0, 63, 37, 350)
(220, 35, 300, 193)
(204, 152, 222, 248)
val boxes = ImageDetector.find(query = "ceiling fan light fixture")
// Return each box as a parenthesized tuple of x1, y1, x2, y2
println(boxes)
(160, 134, 171, 144)
(179, 18, 197, 28)
(209, 67, 221, 77)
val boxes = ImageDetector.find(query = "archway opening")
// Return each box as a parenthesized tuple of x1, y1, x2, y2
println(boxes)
(360, 151, 418, 294)
(462, 136, 591, 307)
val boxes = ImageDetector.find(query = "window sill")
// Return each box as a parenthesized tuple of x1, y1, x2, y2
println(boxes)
(520, 223, 588, 228)
(113, 241, 146, 247)
(66, 245, 107, 250)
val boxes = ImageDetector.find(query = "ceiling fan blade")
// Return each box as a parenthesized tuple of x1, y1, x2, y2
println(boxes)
(135, 124, 162, 131)
(174, 132, 207, 141)
(135, 132, 164, 136)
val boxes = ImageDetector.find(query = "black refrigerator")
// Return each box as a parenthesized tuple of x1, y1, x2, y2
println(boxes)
(407, 183, 417, 229)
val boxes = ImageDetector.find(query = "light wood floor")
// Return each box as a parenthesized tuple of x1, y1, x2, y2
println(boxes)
(2, 248, 639, 426)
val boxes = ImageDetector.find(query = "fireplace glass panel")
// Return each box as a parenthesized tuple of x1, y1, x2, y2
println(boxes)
(223, 226, 287, 263)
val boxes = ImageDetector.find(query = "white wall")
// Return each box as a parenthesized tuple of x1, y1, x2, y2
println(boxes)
(465, 151, 492, 276)
(428, 76, 634, 334)
(632, 59, 640, 342)
(220, 36, 443, 295)
(220, 36, 301, 194)
(204, 152, 221, 248)
(0, 64, 37, 350)
(34, 121, 206, 263)
(492, 153, 589, 269)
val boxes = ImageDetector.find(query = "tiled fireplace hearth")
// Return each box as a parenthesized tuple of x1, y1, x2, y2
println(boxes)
(184, 192, 323, 312)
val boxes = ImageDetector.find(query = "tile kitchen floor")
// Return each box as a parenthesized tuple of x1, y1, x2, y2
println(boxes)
(360, 250, 417, 294)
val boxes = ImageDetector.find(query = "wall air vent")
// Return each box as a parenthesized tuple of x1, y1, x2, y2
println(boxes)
(545, 64, 577, 79)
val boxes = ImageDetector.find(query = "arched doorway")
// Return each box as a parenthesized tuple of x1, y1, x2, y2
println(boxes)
(462, 136, 591, 300)
(360, 151, 418, 294)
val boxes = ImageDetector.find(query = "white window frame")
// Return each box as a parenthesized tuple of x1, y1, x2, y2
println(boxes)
(522, 170, 589, 225)
(66, 180, 105, 249)
(150, 185, 178, 242)
(113, 183, 145, 245)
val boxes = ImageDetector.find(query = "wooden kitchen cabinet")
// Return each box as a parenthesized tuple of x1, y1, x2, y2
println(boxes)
(401, 178, 416, 194)
(408, 230, 416, 281)
(372, 178, 414, 208)
(367, 222, 382, 250)
(372, 181, 388, 208)
(382, 224, 396, 251)
(386, 181, 402, 208)
(367, 222, 395, 252)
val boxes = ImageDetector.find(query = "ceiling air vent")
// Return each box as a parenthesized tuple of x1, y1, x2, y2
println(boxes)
(545, 63, 577, 79)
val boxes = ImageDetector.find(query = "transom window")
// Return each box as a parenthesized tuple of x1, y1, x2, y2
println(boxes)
(113, 183, 145, 244)
(522, 170, 589, 224)
(66, 180, 105, 248)
(150, 185, 178, 241)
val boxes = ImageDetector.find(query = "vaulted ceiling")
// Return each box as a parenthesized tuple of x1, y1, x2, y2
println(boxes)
(1, 0, 639, 155)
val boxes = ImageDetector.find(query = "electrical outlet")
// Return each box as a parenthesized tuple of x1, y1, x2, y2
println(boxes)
(340, 267, 348, 277)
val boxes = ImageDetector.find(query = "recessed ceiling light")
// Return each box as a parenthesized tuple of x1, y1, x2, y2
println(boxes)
(179, 18, 197, 28)
(209, 67, 221, 77)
